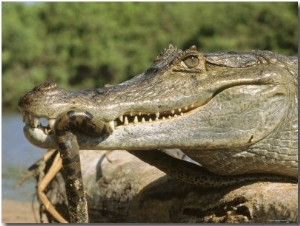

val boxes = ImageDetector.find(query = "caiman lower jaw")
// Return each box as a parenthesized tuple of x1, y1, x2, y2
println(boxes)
(20, 102, 200, 135)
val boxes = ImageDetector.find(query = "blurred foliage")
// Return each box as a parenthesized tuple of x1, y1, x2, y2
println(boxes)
(2, 2, 298, 112)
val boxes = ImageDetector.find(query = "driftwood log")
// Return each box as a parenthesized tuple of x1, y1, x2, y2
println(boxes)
(28, 149, 298, 223)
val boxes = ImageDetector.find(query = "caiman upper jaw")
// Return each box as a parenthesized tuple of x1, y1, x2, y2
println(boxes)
(18, 80, 202, 135)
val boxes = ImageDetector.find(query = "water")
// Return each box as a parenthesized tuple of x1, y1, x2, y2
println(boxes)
(2, 114, 47, 202)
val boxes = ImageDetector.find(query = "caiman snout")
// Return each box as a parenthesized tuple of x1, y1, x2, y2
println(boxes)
(18, 82, 61, 108)
(18, 81, 77, 140)
(18, 81, 69, 123)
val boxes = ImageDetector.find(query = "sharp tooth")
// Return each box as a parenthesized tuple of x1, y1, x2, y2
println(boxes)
(106, 121, 115, 134)
(155, 112, 160, 118)
(184, 106, 188, 111)
(32, 117, 39, 128)
(130, 112, 133, 116)
(174, 114, 178, 118)
(119, 115, 123, 122)
(168, 115, 172, 119)
(25, 114, 30, 125)
(178, 108, 182, 112)
(190, 104, 194, 108)
(138, 112, 141, 116)
(124, 116, 129, 125)
(109, 121, 115, 132)
(171, 110, 175, 114)
(155, 117, 159, 121)
(142, 117, 145, 123)
(180, 112, 184, 116)
(134, 116, 138, 124)
(162, 117, 166, 120)
(149, 118, 152, 123)
(48, 119, 55, 130)
(45, 128, 50, 135)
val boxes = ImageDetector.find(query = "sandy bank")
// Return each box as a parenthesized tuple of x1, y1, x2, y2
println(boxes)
(2, 199, 47, 223)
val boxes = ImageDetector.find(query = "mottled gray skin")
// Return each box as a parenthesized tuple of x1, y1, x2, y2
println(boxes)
(18, 45, 298, 180)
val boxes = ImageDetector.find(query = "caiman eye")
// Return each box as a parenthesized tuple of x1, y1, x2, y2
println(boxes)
(183, 56, 199, 68)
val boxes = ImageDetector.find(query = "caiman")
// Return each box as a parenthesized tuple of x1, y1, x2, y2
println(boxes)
(18, 45, 298, 223)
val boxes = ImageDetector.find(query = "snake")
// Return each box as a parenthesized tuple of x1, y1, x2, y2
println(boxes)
(54, 109, 107, 223)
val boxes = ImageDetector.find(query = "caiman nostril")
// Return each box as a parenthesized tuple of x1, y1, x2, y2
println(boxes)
(32, 82, 57, 92)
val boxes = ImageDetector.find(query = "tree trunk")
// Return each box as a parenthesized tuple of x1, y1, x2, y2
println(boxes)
(30, 149, 298, 223)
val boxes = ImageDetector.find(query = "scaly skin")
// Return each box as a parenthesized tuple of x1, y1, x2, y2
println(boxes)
(18, 45, 298, 222)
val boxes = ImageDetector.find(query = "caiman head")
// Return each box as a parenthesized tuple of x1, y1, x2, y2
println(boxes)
(18, 44, 297, 150)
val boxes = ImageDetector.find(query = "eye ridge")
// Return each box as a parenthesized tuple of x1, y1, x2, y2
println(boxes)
(183, 56, 199, 68)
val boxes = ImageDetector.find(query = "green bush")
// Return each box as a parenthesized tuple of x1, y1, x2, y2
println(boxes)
(2, 2, 298, 112)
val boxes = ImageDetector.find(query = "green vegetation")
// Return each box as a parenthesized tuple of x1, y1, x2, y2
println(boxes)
(2, 2, 298, 112)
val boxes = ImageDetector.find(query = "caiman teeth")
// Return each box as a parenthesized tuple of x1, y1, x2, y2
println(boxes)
(114, 103, 199, 127)
(48, 119, 56, 130)
(22, 112, 54, 134)
(124, 116, 129, 125)
(105, 121, 115, 134)
(31, 117, 39, 128)
(22, 103, 199, 133)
